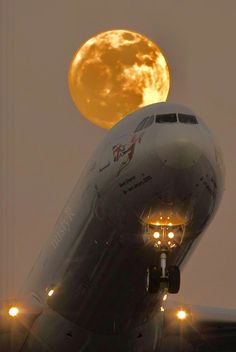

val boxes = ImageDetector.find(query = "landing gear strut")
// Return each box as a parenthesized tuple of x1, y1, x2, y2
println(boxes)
(148, 249, 180, 294)
(160, 250, 168, 279)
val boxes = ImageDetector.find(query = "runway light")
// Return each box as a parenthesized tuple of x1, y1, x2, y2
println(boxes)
(153, 231, 160, 239)
(8, 306, 19, 318)
(168, 232, 175, 239)
(48, 289, 55, 297)
(177, 310, 187, 320)
(163, 294, 168, 301)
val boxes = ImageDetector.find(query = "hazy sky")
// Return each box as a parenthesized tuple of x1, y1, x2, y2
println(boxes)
(1, 0, 236, 308)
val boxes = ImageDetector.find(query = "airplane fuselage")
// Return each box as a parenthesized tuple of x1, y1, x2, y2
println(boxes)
(17, 102, 224, 351)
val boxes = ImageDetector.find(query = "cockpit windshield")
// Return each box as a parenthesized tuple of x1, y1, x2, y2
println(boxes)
(156, 114, 177, 123)
(135, 112, 198, 130)
(178, 113, 198, 124)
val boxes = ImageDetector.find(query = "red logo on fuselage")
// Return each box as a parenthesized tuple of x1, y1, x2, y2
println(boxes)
(112, 133, 144, 175)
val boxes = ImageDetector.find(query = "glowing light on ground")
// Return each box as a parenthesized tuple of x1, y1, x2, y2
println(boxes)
(68, 29, 170, 129)
(8, 306, 19, 317)
(177, 310, 187, 320)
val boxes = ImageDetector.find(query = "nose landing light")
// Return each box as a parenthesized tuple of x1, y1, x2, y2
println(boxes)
(153, 231, 160, 239)
(147, 226, 179, 249)
(168, 232, 174, 239)
(145, 218, 185, 250)
(48, 289, 55, 297)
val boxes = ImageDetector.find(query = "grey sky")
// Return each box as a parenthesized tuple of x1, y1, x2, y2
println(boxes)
(1, 0, 236, 308)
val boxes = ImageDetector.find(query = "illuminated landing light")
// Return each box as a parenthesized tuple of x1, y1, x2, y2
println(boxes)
(168, 222, 172, 226)
(160, 306, 165, 312)
(153, 231, 160, 239)
(163, 294, 168, 301)
(168, 232, 175, 239)
(8, 306, 19, 318)
(48, 289, 55, 297)
(177, 310, 187, 320)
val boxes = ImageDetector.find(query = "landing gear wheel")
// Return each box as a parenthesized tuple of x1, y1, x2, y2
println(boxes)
(148, 266, 161, 294)
(168, 265, 180, 294)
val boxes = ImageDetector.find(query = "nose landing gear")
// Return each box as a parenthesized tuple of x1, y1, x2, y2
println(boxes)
(145, 222, 183, 295)
(148, 249, 180, 294)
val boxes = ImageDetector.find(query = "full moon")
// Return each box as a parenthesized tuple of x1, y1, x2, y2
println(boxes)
(68, 29, 170, 129)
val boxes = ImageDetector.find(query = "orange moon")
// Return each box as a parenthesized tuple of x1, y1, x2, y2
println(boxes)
(68, 29, 170, 129)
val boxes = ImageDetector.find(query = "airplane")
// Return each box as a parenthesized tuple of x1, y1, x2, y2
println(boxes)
(1, 101, 235, 351)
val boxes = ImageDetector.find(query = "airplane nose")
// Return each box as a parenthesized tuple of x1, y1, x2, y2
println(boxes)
(158, 141, 202, 169)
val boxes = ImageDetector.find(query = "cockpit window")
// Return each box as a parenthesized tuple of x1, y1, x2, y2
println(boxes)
(178, 113, 198, 124)
(144, 115, 154, 128)
(156, 113, 177, 123)
(135, 115, 154, 132)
